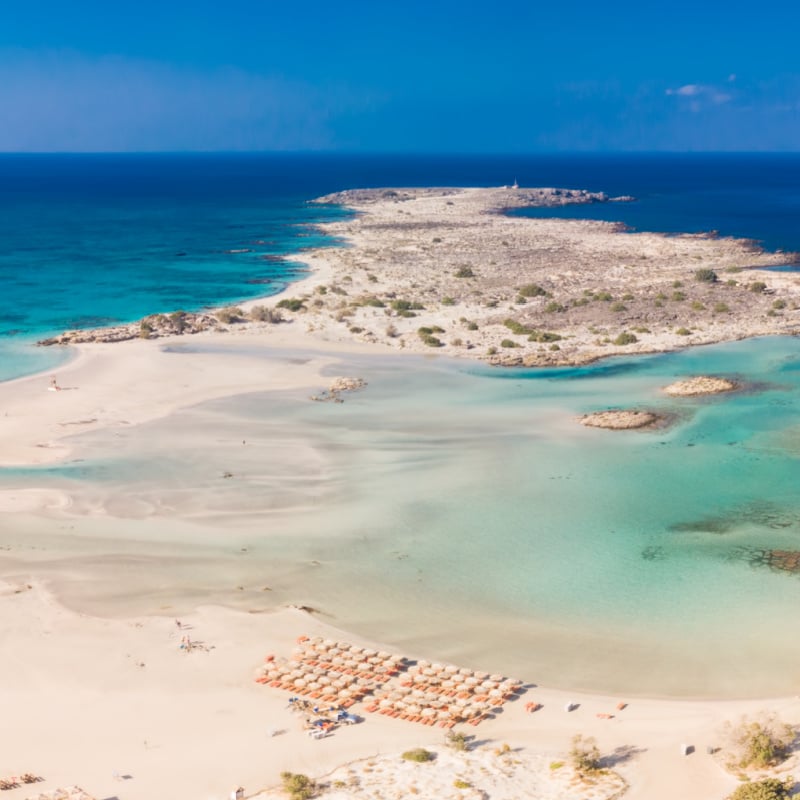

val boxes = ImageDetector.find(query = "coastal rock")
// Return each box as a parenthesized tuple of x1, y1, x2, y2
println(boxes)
(663, 376, 738, 397)
(37, 312, 222, 346)
(579, 410, 662, 430)
(310, 376, 367, 402)
(329, 376, 367, 393)
(738, 548, 800, 574)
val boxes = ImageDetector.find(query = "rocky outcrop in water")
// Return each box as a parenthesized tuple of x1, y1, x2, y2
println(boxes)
(579, 409, 663, 430)
(663, 376, 739, 397)
(737, 548, 800, 574)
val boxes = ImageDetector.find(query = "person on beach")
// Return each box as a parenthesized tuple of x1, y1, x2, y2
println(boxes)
(49, 376, 61, 392)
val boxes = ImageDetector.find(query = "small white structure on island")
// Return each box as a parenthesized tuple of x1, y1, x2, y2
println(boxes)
(230, 787, 244, 800)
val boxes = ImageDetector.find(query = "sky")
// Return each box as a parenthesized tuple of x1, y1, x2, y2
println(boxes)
(0, 0, 798, 152)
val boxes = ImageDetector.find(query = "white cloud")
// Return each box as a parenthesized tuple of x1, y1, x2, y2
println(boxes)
(666, 82, 733, 108)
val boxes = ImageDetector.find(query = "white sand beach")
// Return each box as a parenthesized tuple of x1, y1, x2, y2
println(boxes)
(2, 187, 800, 799)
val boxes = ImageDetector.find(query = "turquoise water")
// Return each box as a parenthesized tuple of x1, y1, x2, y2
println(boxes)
(4, 152, 800, 383)
(5, 336, 800, 696)
(4, 153, 800, 696)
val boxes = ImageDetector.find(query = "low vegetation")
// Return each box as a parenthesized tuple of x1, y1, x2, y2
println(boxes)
(569, 734, 601, 775)
(614, 332, 638, 345)
(722, 714, 795, 771)
(517, 283, 547, 298)
(215, 306, 245, 323)
(402, 748, 435, 763)
(445, 731, 470, 752)
(249, 305, 284, 323)
(276, 298, 305, 312)
(280, 772, 317, 800)
(695, 268, 719, 283)
(727, 779, 794, 800)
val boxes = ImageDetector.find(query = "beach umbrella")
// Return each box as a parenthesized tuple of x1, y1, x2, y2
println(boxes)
(458, 667, 472, 676)
(421, 707, 435, 718)
(445, 665, 459, 674)
(377, 650, 390, 659)
(490, 674, 503, 682)
(379, 699, 393, 709)
(465, 676, 479, 686)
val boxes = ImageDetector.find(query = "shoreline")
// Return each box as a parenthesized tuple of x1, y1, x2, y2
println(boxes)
(1, 580, 798, 800)
(3, 186, 800, 798)
(32, 185, 800, 369)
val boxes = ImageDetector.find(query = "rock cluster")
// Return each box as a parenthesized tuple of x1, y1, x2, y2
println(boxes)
(310, 377, 367, 403)
(38, 312, 223, 346)
(579, 409, 661, 430)
(663, 376, 738, 397)
(740, 548, 800, 574)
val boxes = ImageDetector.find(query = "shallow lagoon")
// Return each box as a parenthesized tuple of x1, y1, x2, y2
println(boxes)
(3, 335, 800, 697)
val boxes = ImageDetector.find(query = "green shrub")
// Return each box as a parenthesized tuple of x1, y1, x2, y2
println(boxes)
(691, 301, 706, 311)
(454, 266, 475, 278)
(773, 299, 786, 309)
(276, 298, 305, 312)
(215, 306, 245, 323)
(545, 301, 565, 313)
(614, 332, 638, 345)
(418, 325, 444, 335)
(367, 273, 378, 283)
(723, 714, 794, 770)
(611, 302, 627, 312)
(569, 734, 601, 774)
(676, 327, 692, 336)
(250, 305, 284, 323)
(446, 731, 469, 752)
(453, 779, 471, 789)
(402, 748, 435, 763)
(500, 339, 519, 348)
(727, 778, 793, 800)
(518, 283, 547, 298)
(504, 319, 535, 335)
(549, 761, 564, 770)
(391, 299, 424, 312)
(672, 291, 686, 301)
(168, 310, 187, 332)
(515, 295, 527, 304)
(725, 266, 743, 273)
(750, 281, 767, 293)
(280, 772, 317, 800)
(418, 332, 444, 347)
(528, 331, 562, 343)
(714, 302, 730, 313)
(441, 296, 456, 306)
(673, 280, 683, 288)
(466, 321, 479, 331)
(487, 346, 497, 355)
(695, 268, 718, 283)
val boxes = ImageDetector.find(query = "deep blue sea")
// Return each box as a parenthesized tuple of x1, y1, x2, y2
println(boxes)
(2, 152, 799, 382)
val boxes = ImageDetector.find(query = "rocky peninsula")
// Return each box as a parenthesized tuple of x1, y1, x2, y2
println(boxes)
(39, 186, 800, 366)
